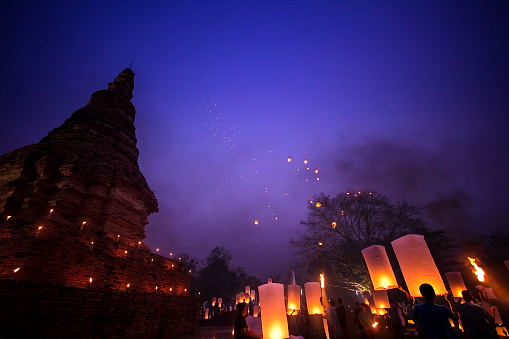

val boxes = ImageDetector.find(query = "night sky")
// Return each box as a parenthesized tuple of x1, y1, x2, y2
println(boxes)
(1, 1, 508, 280)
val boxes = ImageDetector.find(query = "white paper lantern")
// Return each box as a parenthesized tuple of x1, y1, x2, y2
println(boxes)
(217, 297, 223, 307)
(258, 283, 289, 339)
(287, 284, 300, 314)
(253, 305, 260, 317)
(391, 234, 447, 297)
(251, 290, 256, 300)
(445, 272, 467, 298)
(245, 286, 251, 294)
(361, 245, 398, 290)
(304, 282, 323, 315)
(372, 289, 390, 309)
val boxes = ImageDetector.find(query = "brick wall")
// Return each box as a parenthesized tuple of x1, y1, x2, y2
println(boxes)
(0, 280, 199, 339)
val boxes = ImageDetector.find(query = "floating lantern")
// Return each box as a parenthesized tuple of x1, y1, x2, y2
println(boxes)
(127, 283, 130, 288)
(253, 305, 260, 317)
(90, 241, 94, 250)
(48, 209, 53, 218)
(13, 267, 20, 273)
(218, 297, 223, 307)
(89, 277, 93, 283)
(318, 241, 322, 246)
(138, 241, 141, 248)
(258, 282, 289, 339)
(287, 284, 300, 314)
(315, 168, 318, 173)
(372, 289, 390, 309)
(251, 290, 255, 300)
(156, 248, 159, 253)
(212, 297, 216, 306)
(117, 234, 120, 241)
(445, 272, 467, 298)
(361, 245, 398, 290)
(315, 202, 321, 208)
(6, 215, 12, 221)
(80, 221, 86, 230)
(391, 234, 447, 297)
(304, 282, 323, 315)
(304, 159, 308, 164)
(36, 226, 42, 237)
(245, 286, 251, 295)
(254, 219, 259, 225)
(316, 177, 320, 181)
(331, 222, 336, 228)
(468, 257, 485, 282)
(306, 167, 310, 170)
(288, 156, 292, 163)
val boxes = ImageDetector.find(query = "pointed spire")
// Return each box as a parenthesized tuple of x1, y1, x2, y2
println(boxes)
(107, 68, 135, 99)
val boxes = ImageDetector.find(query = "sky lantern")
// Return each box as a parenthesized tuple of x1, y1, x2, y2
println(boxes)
(361, 245, 398, 290)
(372, 289, 390, 309)
(254, 219, 259, 225)
(304, 282, 323, 315)
(287, 284, 300, 315)
(304, 159, 308, 164)
(212, 297, 216, 306)
(331, 222, 336, 229)
(218, 297, 222, 307)
(391, 234, 447, 297)
(468, 257, 485, 282)
(251, 290, 255, 300)
(445, 272, 467, 298)
(315, 168, 318, 173)
(315, 202, 321, 208)
(258, 282, 289, 339)
(288, 156, 292, 163)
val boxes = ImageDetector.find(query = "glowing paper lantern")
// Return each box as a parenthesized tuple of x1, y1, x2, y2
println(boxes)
(288, 156, 292, 163)
(361, 245, 398, 290)
(251, 290, 255, 300)
(391, 234, 447, 297)
(218, 297, 222, 307)
(304, 282, 323, 315)
(331, 222, 336, 228)
(253, 305, 260, 317)
(315, 202, 321, 208)
(372, 289, 390, 309)
(445, 272, 467, 298)
(304, 159, 308, 164)
(287, 284, 300, 314)
(212, 297, 216, 306)
(245, 286, 251, 295)
(254, 219, 259, 225)
(258, 282, 289, 339)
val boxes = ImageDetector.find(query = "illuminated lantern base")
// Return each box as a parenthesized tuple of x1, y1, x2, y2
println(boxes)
(304, 282, 323, 315)
(445, 272, 467, 299)
(361, 245, 398, 290)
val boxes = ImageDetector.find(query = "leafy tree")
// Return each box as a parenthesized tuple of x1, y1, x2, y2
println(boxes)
(290, 190, 454, 291)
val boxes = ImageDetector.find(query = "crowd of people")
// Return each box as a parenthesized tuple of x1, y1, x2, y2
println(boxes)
(226, 282, 502, 339)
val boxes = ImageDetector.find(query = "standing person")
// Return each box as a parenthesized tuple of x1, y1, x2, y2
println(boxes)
(354, 302, 363, 338)
(322, 298, 342, 339)
(388, 299, 405, 339)
(411, 283, 458, 339)
(458, 290, 497, 339)
(336, 298, 349, 339)
(358, 303, 375, 339)
(234, 302, 262, 339)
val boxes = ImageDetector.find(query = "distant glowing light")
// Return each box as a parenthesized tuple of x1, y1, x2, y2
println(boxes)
(288, 156, 292, 163)
(13, 267, 21, 273)
(254, 219, 259, 225)
(315, 168, 318, 173)
(332, 222, 336, 228)
(315, 202, 321, 208)
(318, 241, 323, 246)
(316, 177, 320, 181)
(304, 159, 308, 164)
(6, 216, 12, 220)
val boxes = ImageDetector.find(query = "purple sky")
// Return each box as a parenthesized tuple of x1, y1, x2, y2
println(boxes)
(1, 1, 508, 279)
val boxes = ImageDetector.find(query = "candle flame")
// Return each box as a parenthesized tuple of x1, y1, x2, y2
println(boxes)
(468, 257, 485, 282)
(372, 322, 378, 328)
(320, 274, 325, 288)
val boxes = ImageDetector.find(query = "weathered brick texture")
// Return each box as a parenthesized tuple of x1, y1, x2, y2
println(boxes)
(0, 69, 197, 337)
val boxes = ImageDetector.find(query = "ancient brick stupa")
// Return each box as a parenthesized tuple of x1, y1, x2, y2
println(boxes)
(0, 69, 190, 294)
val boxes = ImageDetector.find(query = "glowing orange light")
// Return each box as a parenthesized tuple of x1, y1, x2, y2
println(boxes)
(287, 156, 292, 163)
(468, 257, 485, 282)
(13, 267, 21, 273)
(304, 159, 308, 164)
(138, 241, 141, 245)
(170, 288, 173, 292)
(372, 322, 378, 328)
(315, 168, 318, 173)
(38, 226, 42, 230)
(155, 286, 158, 290)
(89, 277, 93, 283)
(127, 283, 130, 288)
(332, 222, 336, 228)
(125, 250, 128, 254)
(320, 274, 325, 288)
(316, 177, 320, 181)
(315, 202, 321, 208)
(318, 241, 323, 246)
(6, 216, 12, 220)
(254, 219, 259, 225)
(156, 248, 159, 252)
